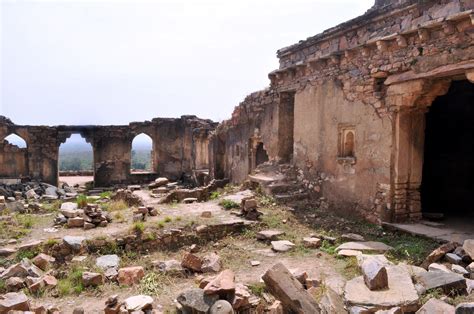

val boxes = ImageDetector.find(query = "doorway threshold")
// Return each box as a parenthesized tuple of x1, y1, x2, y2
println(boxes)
(383, 218, 474, 243)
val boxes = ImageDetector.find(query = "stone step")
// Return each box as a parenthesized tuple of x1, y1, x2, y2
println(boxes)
(248, 173, 285, 186)
(274, 192, 309, 203)
(266, 182, 304, 194)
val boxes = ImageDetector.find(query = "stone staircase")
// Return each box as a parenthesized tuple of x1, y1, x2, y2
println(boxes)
(248, 163, 309, 203)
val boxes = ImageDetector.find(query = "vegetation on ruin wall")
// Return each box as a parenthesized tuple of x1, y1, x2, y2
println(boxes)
(58, 149, 152, 171)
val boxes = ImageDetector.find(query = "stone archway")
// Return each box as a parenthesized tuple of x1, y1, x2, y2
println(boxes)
(386, 79, 452, 222)
(385, 71, 474, 223)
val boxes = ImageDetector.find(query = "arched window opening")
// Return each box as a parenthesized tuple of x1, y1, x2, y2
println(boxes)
(338, 126, 356, 159)
(59, 134, 93, 172)
(255, 142, 269, 166)
(3, 134, 27, 149)
(131, 133, 153, 173)
(344, 131, 355, 157)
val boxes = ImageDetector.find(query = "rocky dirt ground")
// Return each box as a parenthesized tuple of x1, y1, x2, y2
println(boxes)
(0, 178, 473, 313)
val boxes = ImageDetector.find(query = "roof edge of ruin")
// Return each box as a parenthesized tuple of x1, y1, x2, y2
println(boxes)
(276, 0, 418, 58)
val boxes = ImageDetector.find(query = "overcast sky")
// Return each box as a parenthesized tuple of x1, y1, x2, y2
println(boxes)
(1, 0, 374, 126)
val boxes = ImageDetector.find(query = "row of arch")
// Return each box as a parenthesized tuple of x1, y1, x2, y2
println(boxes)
(1, 132, 155, 174)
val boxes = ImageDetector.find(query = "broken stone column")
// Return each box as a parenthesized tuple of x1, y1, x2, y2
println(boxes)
(262, 263, 320, 313)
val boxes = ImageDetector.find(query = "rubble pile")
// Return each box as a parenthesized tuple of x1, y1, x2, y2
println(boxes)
(0, 181, 78, 201)
(111, 189, 143, 207)
(55, 202, 112, 229)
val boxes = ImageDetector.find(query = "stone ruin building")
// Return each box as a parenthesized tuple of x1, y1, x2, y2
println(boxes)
(0, 116, 217, 187)
(1, 0, 474, 225)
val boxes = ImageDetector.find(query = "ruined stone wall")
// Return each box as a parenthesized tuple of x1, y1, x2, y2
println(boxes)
(211, 0, 474, 223)
(0, 116, 217, 187)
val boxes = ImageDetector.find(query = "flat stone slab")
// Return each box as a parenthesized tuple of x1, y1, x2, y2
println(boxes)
(256, 230, 285, 241)
(344, 265, 419, 312)
(271, 240, 295, 252)
(96, 255, 120, 270)
(336, 242, 393, 253)
(416, 298, 454, 314)
(416, 271, 467, 293)
(337, 249, 362, 257)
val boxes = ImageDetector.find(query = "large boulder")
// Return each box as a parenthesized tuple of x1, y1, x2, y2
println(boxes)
(262, 263, 320, 314)
(181, 253, 203, 272)
(416, 271, 467, 293)
(96, 255, 120, 270)
(463, 240, 474, 260)
(32, 253, 55, 271)
(82, 272, 104, 287)
(271, 240, 295, 253)
(0, 292, 30, 312)
(202, 253, 222, 273)
(415, 298, 454, 313)
(421, 242, 458, 269)
(177, 288, 219, 313)
(63, 236, 86, 251)
(124, 295, 154, 312)
(118, 266, 145, 286)
(361, 258, 388, 291)
(204, 269, 235, 296)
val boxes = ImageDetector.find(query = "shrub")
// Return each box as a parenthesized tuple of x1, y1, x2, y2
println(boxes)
(107, 200, 128, 212)
(76, 195, 88, 208)
(218, 199, 240, 210)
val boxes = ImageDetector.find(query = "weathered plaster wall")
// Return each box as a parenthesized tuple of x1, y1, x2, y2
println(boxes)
(210, 0, 474, 223)
(293, 80, 392, 219)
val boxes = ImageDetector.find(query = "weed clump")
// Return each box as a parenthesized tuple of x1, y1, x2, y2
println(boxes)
(218, 199, 240, 210)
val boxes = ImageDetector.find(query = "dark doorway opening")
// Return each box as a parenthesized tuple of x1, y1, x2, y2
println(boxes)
(278, 92, 295, 162)
(255, 142, 269, 166)
(421, 80, 474, 219)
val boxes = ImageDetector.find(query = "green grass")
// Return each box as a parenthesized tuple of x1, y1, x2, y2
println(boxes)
(76, 195, 88, 208)
(107, 200, 128, 212)
(132, 221, 145, 234)
(164, 216, 172, 223)
(209, 191, 221, 200)
(319, 240, 337, 255)
(56, 266, 85, 296)
(16, 214, 34, 229)
(16, 249, 40, 261)
(248, 282, 266, 297)
(0, 279, 5, 293)
(139, 272, 175, 295)
(218, 199, 240, 210)
(175, 216, 182, 222)
(42, 200, 62, 212)
(380, 233, 438, 265)
(157, 221, 165, 228)
(100, 191, 112, 199)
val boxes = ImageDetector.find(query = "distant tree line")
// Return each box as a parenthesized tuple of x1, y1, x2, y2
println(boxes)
(59, 150, 152, 171)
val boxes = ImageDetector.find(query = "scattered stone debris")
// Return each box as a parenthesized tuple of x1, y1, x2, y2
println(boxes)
(56, 203, 111, 229)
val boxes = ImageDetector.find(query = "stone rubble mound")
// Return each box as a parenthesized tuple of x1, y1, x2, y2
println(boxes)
(55, 202, 112, 229)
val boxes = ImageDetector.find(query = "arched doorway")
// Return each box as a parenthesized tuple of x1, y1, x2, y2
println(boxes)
(130, 133, 153, 173)
(58, 134, 94, 187)
(1, 133, 28, 178)
(421, 80, 474, 220)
